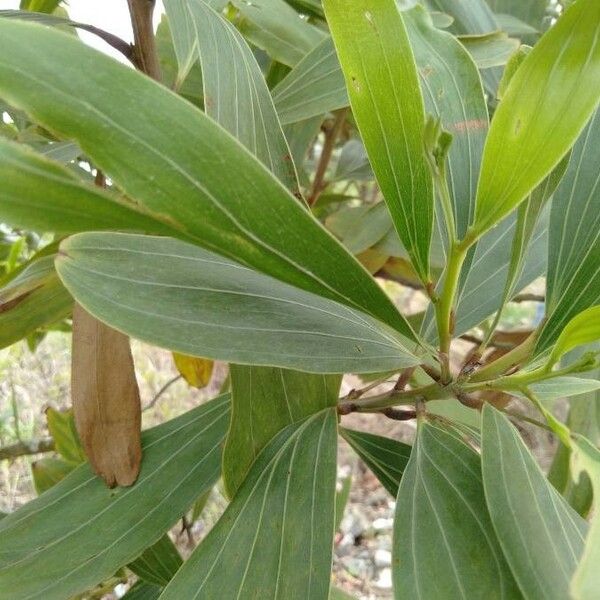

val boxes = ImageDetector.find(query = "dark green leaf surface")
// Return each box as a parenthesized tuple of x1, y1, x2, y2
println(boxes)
(122, 582, 162, 600)
(161, 409, 338, 600)
(539, 109, 600, 353)
(325, 0, 434, 282)
(0, 139, 176, 236)
(0, 18, 411, 337)
(129, 535, 182, 587)
(56, 233, 419, 374)
(472, 0, 600, 238)
(163, 0, 298, 192)
(223, 366, 340, 496)
(0, 255, 72, 350)
(340, 428, 411, 497)
(231, 0, 325, 67)
(481, 406, 588, 600)
(0, 395, 230, 600)
(393, 421, 519, 599)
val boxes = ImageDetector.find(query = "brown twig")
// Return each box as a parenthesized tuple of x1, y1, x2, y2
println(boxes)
(127, 0, 161, 81)
(143, 374, 183, 412)
(0, 438, 55, 461)
(75, 23, 135, 63)
(308, 108, 348, 206)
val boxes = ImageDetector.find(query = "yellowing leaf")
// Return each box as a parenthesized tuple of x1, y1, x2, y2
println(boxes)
(172, 352, 214, 388)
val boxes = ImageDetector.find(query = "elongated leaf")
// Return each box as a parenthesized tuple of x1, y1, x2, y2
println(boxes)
(56, 233, 419, 374)
(122, 582, 162, 600)
(223, 366, 340, 496)
(129, 535, 182, 587)
(0, 254, 72, 349)
(0, 138, 180, 236)
(472, 0, 600, 238)
(161, 409, 338, 600)
(325, 0, 434, 282)
(163, 0, 298, 193)
(527, 377, 600, 403)
(0, 394, 230, 600)
(460, 32, 520, 69)
(426, 0, 497, 35)
(272, 36, 347, 125)
(231, 0, 325, 67)
(393, 421, 519, 599)
(481, 405, 588, 600)
(570, 436, 600, 599)
(404, 6, 488, 239)
(0, 19, 411, 337)
(539, 109, 600, 353)
(546, 306, 600, 368)
(340, 427, 411, 497)
(31, 457, 74, 495)
(486, 0, 547, 30)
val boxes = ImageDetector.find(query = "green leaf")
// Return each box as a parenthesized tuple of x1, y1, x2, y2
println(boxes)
(0, 394, 230, 600)
(472, 0, 600, 239)
(0, 254, 72, 350)
(426, 0, 497, 35)
(495, 14, 540, 37)
(56, 233, 420, 374)
(325, 0, 434, 282)
(404, 6, 488, 240)
(0, 18, 411, 338)
(334, 474, 352, 531)
(31, 457, 74, 495)
(45, 407, 86, 464)
(393, 421, 519, 599)
(486, 0, 547, 31)
(340, 427, 411, 497)
(526, 377, 600, 404)
(569, 436, 600, 599)
(481, 405, 588, 600)
(161, 409, 338, 600)
(539, 109, 600, 353)
(459, 31, 520, 69)
(129, 535, 182, 587)
(272, 36, 347, 125)
(163, 0, 299, 193)
(0, 138, 182, 236)
(231, 0, 326, 67)
(19, 0, 61, 13)
(330, 587, 357, 600)
(122, 582, 162, 600)
(223, 366, 340, 496)
(546, 306, 600, 368)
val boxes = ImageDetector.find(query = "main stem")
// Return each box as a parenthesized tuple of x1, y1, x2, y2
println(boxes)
(127, 0, 161, 81)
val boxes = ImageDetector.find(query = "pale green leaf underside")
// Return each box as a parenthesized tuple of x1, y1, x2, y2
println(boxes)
(56, 233, 419, 374)
(540, 109, 600, 353)
(160, 409, 338, 600)
(473, 0, 600, 238)
(0, 395, 230, 600)
(223, 366, 340, 497)
(481, 406, 587, 600)
(340, 427, 411, 498)
(0, 18, 411, 338)
(393, 421, 519, 600)
(163, 0, 298, 193)
(231, 0, 326, 67)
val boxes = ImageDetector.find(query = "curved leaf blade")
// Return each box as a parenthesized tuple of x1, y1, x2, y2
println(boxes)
(393, 421, 519, 599)
(161, 409, 338, 600)
(472, 0, 600, 238)
(163, 0, 299, 193)
(539, 109, 600, 353)
(340, 427, 411, 497)
(324, 0, 434, 282)
(0, 18, 411, 338)
(0, 395, 230, 600)
(55, 233, 419, 374)
(481, 405, 588, 600)
(223, 366, 341, 497)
